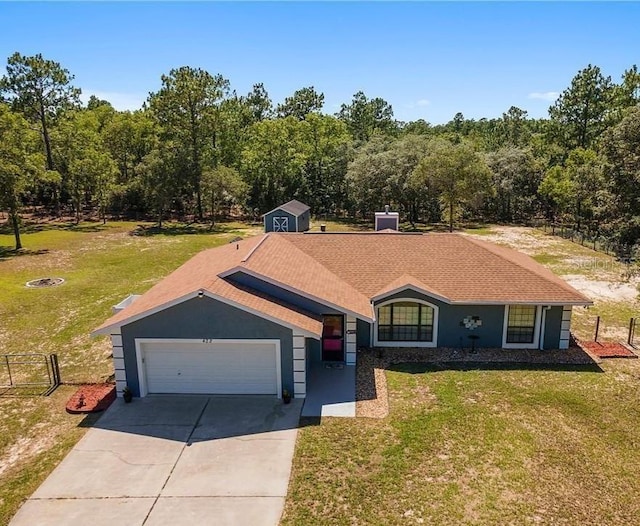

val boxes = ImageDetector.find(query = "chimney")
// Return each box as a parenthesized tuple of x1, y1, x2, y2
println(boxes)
(374, 205, 399, 231)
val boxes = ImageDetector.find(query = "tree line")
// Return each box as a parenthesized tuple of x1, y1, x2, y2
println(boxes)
(1, 52, 639, 252)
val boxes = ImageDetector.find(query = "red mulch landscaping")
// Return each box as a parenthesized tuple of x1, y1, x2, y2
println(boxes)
(577, 341, 638, 359)
(66, 384, 116, 414)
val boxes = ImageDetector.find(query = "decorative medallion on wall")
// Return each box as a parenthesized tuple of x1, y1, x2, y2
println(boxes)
(461, 315, 482, 330)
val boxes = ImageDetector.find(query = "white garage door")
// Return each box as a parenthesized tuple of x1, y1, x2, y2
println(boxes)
(137, 340, 280, 396)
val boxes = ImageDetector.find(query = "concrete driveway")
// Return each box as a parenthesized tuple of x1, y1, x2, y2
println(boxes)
(10, 395, 302, 526)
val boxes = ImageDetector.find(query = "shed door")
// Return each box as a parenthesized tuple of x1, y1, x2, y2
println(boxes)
(273, 216, 289, 232)
(138, 340, 280, 396)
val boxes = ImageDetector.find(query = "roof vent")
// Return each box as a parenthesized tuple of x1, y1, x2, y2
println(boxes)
(375, 206, 399, 231)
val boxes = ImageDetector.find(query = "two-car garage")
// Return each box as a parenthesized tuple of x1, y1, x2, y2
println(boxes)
(135, 339, 282, 398)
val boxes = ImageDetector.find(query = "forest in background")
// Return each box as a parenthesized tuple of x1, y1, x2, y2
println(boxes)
(1, 51, 639, 253)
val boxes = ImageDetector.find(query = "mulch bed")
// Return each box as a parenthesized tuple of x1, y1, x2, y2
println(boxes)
(66, 384, 116, 414)
(576, 341, 638, 359)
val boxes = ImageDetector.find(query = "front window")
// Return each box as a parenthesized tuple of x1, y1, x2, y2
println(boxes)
(506, 305, 537, 344)
(378, 301, 434, 342)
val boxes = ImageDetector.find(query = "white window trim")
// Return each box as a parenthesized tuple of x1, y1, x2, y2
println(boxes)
(373, 298, 439, 348)
(502, 305, 542, 349)
(134, 338, 282, 398)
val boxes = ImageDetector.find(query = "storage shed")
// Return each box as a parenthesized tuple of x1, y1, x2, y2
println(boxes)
(263, 200, 311, 233)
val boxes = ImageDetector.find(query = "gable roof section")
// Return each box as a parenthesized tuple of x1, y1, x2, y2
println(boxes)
(222, 234, 374, 321)
(264, 199, 310, 217)
(92, 236, 323, 337)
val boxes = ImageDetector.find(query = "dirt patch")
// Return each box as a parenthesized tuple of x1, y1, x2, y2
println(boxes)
(465, 226, 558, 255)
(562, 275, 638, 302)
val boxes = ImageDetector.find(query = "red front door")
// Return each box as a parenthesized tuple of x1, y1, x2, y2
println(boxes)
(322, 315, 344, 361)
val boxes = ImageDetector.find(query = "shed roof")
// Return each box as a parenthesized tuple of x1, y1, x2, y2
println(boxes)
(264, 199, 310, 217)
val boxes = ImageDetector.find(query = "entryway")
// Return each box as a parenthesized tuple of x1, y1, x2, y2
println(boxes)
(322, 315, 345, 362)
(301, 362, 356, 418)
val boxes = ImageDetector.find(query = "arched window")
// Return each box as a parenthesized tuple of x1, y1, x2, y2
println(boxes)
(377, 301, 436, 343)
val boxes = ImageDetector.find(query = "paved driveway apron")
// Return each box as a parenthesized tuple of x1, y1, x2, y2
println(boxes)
(10, 396, 302, 526)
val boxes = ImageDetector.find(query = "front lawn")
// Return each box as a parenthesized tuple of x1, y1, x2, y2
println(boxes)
(283, 359, 640, 525)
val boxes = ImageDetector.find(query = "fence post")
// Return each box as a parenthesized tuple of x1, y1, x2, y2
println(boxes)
(629, 318, 635, 346)
(49, 354, 61, 386)
(594, 316, 600, 342)
(5, 355, 13, 387)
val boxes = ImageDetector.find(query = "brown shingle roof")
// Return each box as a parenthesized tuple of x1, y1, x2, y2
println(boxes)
(94, 231, 591, 335)
(93, 236, 323, 336)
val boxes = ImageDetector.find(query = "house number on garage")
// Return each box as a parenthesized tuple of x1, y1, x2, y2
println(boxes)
(202, 338, 214, 343)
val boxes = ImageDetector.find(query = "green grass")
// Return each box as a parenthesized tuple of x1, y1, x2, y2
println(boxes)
(0, 219, 263, 524)
(283, 360, 640, 525)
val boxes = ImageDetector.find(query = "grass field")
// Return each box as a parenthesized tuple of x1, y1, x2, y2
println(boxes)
(0, 220, 638, 525)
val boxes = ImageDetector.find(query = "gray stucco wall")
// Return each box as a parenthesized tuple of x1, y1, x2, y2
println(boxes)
(375, 289, 505, 348)
(229, 272, 341, 316)
(370, 289, 568, 350)
(543, 306, 563, 349)
(120, 296, 294, 397)
(306, 338, 321, 363)
(264, 209, 297, 232)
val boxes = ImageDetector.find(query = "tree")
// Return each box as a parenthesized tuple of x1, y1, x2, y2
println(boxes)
(245, 83, 272, 122)
(137, 140, 182, 229)
(241, 117, 307, 212)
(337, 91, 397, 141)
(499, 106, 531, 147)
(201, 165, 247, 226)
(548, 64, 613, 151)
(602, 106, 640, 246)
(299, 114, 352, 214)
(277, 86, 324, 120)
(538, 149, 604, 231)
(0, 104, 44, 249)
(0, 52, 80, 211)
(148, 66, 230, 220)
(485, 147, 542, 221)
(347, 134, 436, 222)
(412, 139, 492, 231)
(538, 166, 573, 223)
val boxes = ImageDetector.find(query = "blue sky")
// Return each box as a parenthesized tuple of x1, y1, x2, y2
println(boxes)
(1, 2, 638, 124)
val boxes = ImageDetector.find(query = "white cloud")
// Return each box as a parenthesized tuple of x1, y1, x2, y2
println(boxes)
(528, 91, 559, 102)
(404, 98, 431, 109)
(81, 90, 146, 111)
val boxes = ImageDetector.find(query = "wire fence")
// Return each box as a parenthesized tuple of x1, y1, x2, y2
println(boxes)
(0, 354, 61, 396)
(535, 222, 639, 261)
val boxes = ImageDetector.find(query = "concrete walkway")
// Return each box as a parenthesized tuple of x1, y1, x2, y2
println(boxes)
(11, 395, 302, 526)
(301, 363, 356, 418)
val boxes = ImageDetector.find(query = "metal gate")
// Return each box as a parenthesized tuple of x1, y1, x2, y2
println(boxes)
(0, 354, 60, 395)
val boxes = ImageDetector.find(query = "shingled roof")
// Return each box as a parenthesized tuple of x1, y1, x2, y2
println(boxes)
(93, 232, 591, 336)
(264, 199, 310, 217)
